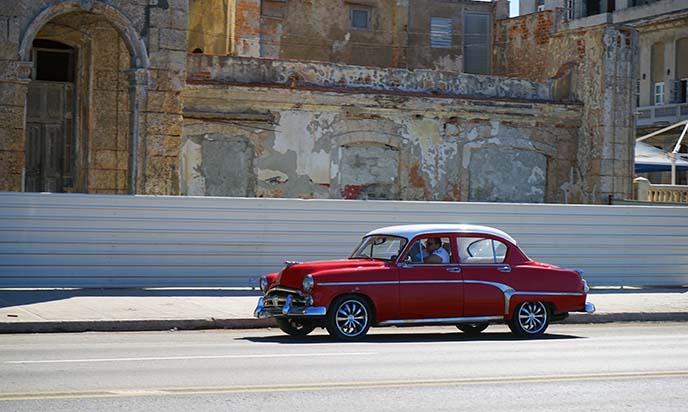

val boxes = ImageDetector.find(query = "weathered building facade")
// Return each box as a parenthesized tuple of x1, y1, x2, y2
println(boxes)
(518, 0, 688, 186)
(188, 0, 504, 73)
(0, 0, 640, 204)
(494, 10, 639, 203)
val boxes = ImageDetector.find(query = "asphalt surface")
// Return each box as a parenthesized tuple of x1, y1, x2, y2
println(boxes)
(0, 287, 687, 333)
(1, 323, 687, 411)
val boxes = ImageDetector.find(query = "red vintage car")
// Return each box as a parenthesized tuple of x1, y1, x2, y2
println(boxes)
(254, 224, 595, 340)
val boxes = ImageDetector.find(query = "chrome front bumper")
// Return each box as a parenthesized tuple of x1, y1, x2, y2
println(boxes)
(254, 296, 327, 319)
(584, 302, 596, 313)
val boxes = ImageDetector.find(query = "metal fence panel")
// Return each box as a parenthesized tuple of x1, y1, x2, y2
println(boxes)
(1, 193, 687, 287)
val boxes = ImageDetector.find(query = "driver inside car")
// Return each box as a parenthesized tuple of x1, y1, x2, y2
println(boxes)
(424, 237, 449, 264)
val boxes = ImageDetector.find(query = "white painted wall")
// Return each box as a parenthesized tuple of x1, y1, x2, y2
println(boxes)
(0, 193, 686, 287)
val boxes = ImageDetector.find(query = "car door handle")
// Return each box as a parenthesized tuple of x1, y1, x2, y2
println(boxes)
(497, 265, 511, 273)
(446, 267, 461, 273)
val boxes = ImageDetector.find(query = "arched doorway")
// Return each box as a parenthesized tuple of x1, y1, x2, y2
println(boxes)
(19, 1, 149, 194)
(25, 40, 76, 192)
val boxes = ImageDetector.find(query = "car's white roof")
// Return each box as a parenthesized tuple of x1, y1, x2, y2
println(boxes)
(365, 224, 517, 244)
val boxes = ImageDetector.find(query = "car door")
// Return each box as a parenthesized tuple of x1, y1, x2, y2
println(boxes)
(397, 235, 463, 320)
(457, 235, 513, 317)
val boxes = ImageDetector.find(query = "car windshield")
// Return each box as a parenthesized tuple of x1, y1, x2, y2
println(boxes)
(350, 235, 408, 261)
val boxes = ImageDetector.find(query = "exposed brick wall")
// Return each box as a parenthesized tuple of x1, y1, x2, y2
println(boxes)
(495, 11, 638, 203)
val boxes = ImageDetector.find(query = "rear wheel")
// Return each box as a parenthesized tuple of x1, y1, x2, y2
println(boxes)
(276, 318, 316, 336)
(326, 295, 372, 341)
(456, 322, 489, 336)
(508, 301, 550, 338)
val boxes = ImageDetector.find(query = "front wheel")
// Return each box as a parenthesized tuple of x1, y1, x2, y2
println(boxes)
(276, 318, 316, 336)
(456, 322, 489, 336)
(508, 301, 550, 338)
(326, 295, 372, 341)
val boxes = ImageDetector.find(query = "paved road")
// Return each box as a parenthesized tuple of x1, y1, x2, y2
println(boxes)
(1, 323, 687, 411)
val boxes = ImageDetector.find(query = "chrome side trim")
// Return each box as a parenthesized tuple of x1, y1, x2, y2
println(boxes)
(459, 263, 511, 267)
(400, 280, 464, 284)
(378, 316, 503, 326)
(513, 291, 584, 297)
(318, 281, 398, 286)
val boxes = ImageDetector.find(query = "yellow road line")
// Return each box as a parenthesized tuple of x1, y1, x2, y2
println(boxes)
(1, 370, 687, 401)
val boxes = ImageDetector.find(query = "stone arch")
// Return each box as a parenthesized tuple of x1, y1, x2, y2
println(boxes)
(18, 1, 150, 194)
(18, 0, 149, 70)
(333, 132, 402, 151)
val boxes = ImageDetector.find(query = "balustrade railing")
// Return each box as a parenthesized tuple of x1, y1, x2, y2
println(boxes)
(634, 177, 688, 204)
(637, 103, 688, 127)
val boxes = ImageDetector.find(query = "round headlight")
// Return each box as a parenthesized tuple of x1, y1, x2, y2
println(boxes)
(302, 274, 314, 292)
(259, 276, 268, 292)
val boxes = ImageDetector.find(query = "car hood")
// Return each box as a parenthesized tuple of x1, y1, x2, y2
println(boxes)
(275, 259, 386, 289)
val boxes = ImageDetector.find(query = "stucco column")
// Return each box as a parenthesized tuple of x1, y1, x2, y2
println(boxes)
(128, 68, 150, 194)
(666, 40, 676, 102)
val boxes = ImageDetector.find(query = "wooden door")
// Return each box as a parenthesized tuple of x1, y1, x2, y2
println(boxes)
(25, 81, 74, 192)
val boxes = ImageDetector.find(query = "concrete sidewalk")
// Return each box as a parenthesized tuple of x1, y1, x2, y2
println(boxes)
(0, 287, 686, 333)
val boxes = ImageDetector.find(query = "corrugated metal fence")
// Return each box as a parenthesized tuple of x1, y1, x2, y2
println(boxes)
(1, 192, 687, 287)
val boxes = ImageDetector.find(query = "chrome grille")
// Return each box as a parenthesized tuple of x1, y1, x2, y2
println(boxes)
(263, 288, 308, 309)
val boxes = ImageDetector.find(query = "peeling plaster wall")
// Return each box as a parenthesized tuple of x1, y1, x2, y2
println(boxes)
(182, 80, 583, 203)
(259, 0, 404, 68)
(494, 11, 638, 203)
(188, 55, 554, 101)
(234, 0, 261, 57)
(336, 143, 400, 200)
(188, 0, 230, 55)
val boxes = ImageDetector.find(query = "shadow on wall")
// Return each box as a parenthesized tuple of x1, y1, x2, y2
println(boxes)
(0, 288, 262, 309)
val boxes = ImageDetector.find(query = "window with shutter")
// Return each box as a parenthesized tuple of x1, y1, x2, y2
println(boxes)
(430, 17, 452, 49)
(463, 13, 491, 75)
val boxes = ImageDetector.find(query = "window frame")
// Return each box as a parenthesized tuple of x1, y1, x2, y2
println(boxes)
(430, 17, 452, 49)
(350, 6, 372, 31)
(456, 236, 508, 265)
(462, 12, 492, 75)
(654, 82, 665, 106)
(261, 0, 287, 19)
(350, 235, 408, 261)
(399, 235, 456, 266)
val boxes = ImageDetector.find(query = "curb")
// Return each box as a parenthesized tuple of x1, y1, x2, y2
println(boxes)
(1, 313, 687, 334)
(566, 312, 688, 324)
(0, 318, 276, 334)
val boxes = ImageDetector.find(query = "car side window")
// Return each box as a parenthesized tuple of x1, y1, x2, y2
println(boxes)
(403, 237, 452, 264)
(457, 237, 507, 264)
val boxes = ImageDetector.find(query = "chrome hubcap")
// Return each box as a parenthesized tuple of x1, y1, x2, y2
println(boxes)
(518, 302, 547, 334)
(336, 300, 368, 337)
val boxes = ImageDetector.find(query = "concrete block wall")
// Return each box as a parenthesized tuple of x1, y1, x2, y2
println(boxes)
(1, 192, 686, 288)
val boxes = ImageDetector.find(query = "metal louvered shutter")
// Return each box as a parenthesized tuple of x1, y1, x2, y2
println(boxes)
(430, 17, 452, 49)
(463, 13, 490, 75)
